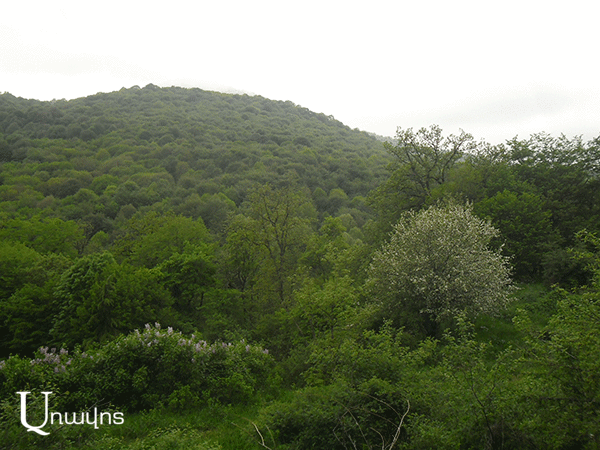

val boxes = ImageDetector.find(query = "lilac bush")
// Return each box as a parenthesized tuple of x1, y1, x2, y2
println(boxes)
(0, 324, 273, 412)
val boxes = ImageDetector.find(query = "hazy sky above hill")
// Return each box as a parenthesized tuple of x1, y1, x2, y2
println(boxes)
(2, 0, 598, 144)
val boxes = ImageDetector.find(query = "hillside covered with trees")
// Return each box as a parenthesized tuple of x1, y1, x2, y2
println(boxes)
(1, 85, 600, 449)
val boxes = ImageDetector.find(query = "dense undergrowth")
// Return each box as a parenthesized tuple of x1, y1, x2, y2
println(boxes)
(2, 86, 600, 449)
(3, 281, 600, 449)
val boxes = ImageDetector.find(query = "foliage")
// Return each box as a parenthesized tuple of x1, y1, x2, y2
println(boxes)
(243, 183, 315, 305)
(369, 125, 479, 235)
(261, 380, 409, 450)
(112, 212, 213, 269)
(384, 125, 476, 201)
(3, 85, 600, 448)
(368, 202, 514, 336)
(0, 324, 274, 414)
(512, 292, 600, 446)
(262, 320, 518, 449)
(291, 276, 359, 343)
(0, 252, 71, 356)
(474, 189, 555, 280)
(0, 86, 388, 227)
(0, 215, 84, 258)
(50, 252, 174, 348)
(504, 133, 600, 242)
(158, 245, 219, 333)
(0, 241, 42, 303)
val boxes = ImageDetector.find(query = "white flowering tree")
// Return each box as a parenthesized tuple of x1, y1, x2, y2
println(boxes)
(368, 202, 514, 335)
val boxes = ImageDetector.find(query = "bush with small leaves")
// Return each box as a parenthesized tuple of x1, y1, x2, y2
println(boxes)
(368, 202, 514, 336)
(0, 324, 273, 413)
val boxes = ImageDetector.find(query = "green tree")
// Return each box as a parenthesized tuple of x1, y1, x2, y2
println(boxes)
(112, 212, 212, 268)
(0, 242, 43, 357)
(0, 242, 41, 302)
(368, 125, 479, 242)
(159, 246, 216, 315)
(326, 188, 349, 215)
(51, 252, 173, 347)
(244, 183, 314, 306)
(368, 202, 514, 336)
(380, 125, 477, 207)
(0, 216, 84, 258)
(195, 192, 237, 234)
(448, 142, 523, 202)
(221, 213, 262, 295)
(1, 254, 71, 355)
(300, 216, 350, 281)
(292, 276, 359, 342)
(513, 238, 600, 449)
(505, 133, 600, 241)
(474, 190, 555, 281)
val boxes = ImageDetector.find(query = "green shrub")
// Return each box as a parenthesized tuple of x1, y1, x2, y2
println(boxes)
(262, 379, 409, 450)
(0, 324, 274, 413)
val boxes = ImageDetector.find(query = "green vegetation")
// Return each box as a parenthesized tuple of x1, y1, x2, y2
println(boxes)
(1, 86, 600, 449)
(368, 202, 514, 337)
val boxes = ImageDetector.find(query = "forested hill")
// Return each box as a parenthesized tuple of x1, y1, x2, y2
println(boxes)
(5, 85, 600, 449)
(0, 85, 389, 223)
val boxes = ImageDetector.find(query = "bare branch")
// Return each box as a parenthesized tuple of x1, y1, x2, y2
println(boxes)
(388, 399, 410, 450)
(231, 418, 274, 450)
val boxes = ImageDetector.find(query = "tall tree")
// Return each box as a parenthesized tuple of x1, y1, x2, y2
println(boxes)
(383, 125, 476, 205)
(368, 125, 479, 241)
(474, 190, 555, 281)
(112, 212, 212, 268)
(1, 253, 71, 356)
(244, 183, 314, 307)
(505, 133, 600, 241)
(51, 252, 173, 347)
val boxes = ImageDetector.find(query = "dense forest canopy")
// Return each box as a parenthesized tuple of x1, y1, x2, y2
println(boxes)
(0, 85, 388, 207)
(2, 85, 600, 449)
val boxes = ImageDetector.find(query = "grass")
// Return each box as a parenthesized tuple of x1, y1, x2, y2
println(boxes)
(0, 402, 272, 450)
(89, 404, 270, 450)
(472, 282, 554, 353)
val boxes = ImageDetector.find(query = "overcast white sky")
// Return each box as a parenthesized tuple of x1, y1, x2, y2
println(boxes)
(1, 0, 599, 144)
